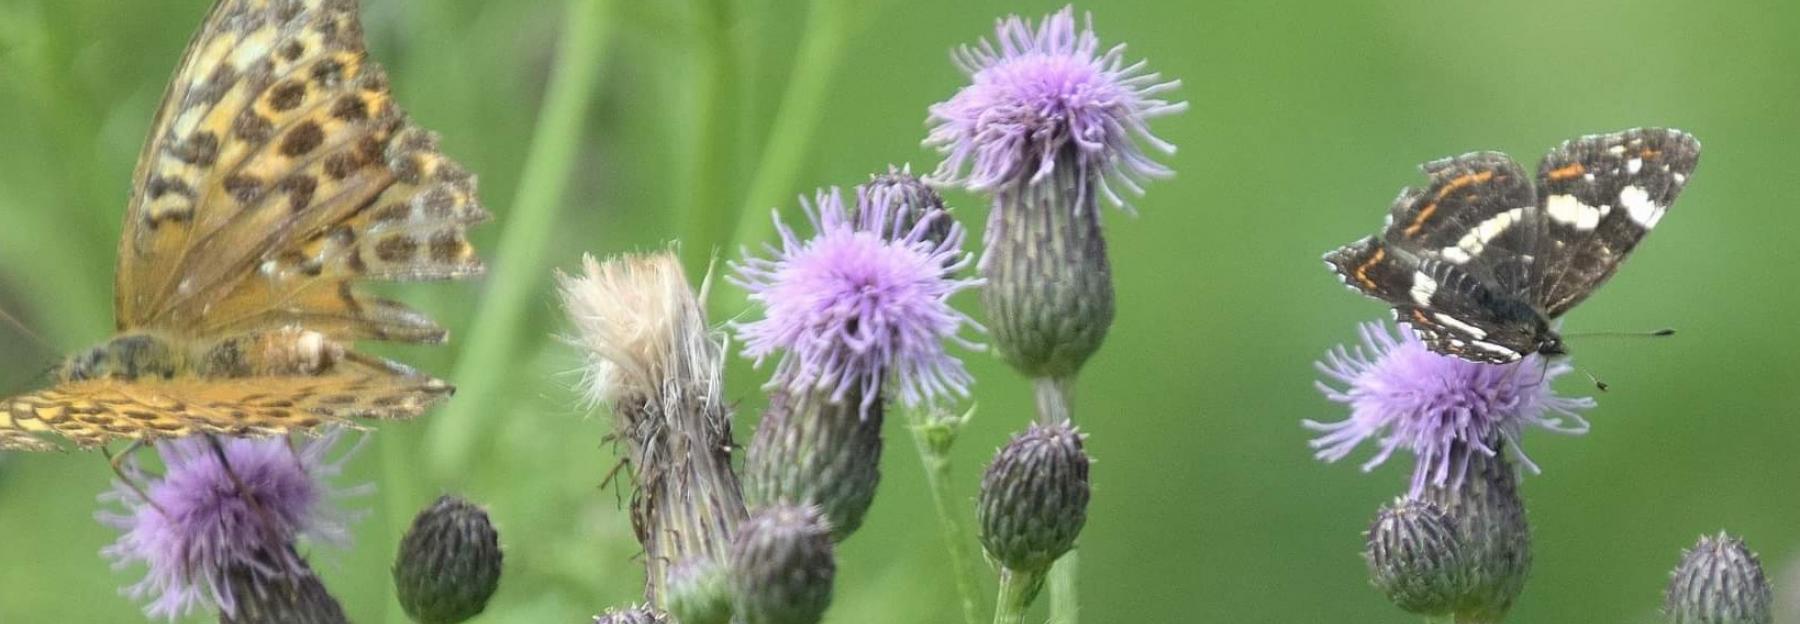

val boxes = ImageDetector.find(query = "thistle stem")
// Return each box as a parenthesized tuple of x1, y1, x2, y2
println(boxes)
(1032, 375, 1081, 623)
(421, 0, 612, 478)
(993, 567, 1044, 624)
(1033, 376, 1075, 425)
(908, 407, 984, 624)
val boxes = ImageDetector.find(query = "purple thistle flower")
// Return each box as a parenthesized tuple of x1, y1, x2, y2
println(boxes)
(97, 431, 366, 620)
(1306, 322, 1594, 496)
(732, 188, 982, 412)
(926, 5, 1186, 210)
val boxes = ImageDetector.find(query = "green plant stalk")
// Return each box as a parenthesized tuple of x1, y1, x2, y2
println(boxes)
(993, 567, 1044, 624)
(1033, 376, 1080, 623)
(725, 0, 848, 260)
(907, 407, 983, 624)
(676, 0, 740, 273)
(420, 0, 612, 479)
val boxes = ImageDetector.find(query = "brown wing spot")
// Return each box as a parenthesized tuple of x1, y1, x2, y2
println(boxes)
(233, 110, 275, 143)
(260, 409, 292, 421)
(429, 230, 465, 263)
(323, 153, 363, 179)
(312, 58, 346, 85)
(371, 203, 412, 223)
(278, 175, 318, 213)
(375, 235, 419, 262)
(318, 395, 358, 406)
(280, 41, 307, 61)
(280, 121, 326, 157)
(1547, 162, 1585, 181)
(123, 410, 160, 422)
(223, 174, 266, 205)
(331, 94, 369, 121)
(146, 176, 197, 201)
(1354, 247, 1385, 290)
(420, 187, 456, 216)
(268, 81, 308, 112)
(171, 132, 220, 166)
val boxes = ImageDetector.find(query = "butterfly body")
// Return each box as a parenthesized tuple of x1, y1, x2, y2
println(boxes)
(0, 0, 484, 451)
(1326, 128, 1699, 363)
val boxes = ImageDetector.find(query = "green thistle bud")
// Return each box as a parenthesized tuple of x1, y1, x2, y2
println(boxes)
(591, 605, 668, 624)
(977, 422, 1091, 574)
(1665, 532, 1772, 624)
(1417, 444, 1531, 622)
(744, 390, 883, 542)
(728, 505, 837, 624)
(220, 548, 349, 624)
(666, 558, 731, 624)
(1364, 498, 1466, 616)
(393, 496, 504, 624)
(983, 166, 1115, 380)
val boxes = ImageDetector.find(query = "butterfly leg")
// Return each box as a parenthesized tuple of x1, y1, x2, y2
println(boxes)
(102, 439, 167, 517)
(203, 434, 284, 544)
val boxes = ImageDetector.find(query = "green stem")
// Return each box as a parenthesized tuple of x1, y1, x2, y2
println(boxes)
(1032, 376, 1075, 426)
(908, 407, 984, 624)
(724, 0, 848, 257)
(1048, 553, 1079, 624)
(677, 0, 740, 273)
(421, 0, 612, 478)
(993, 567, 1046, 624)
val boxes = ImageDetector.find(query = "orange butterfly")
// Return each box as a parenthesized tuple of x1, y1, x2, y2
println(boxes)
(0, 0, 486, 451)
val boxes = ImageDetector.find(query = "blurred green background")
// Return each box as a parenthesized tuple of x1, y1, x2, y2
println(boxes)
(0, 0, 1796, 622)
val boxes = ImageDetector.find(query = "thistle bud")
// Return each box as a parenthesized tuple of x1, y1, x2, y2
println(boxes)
(220, 548, 349, 624)
(1364, 498, 1466, 616)
(1416, 444, 1531, 621)
(666, 558, 731, 624)
(728, 505, 836, 624)
(393, 496, 503, 624)
(977, 422, 1091, 574)
(744, 391, 883, 541)
(1665, 532, 1772, 624)
(980, 170, 1116, 380)
(860, 165, 955, 246)
(591, 606, 668, 624)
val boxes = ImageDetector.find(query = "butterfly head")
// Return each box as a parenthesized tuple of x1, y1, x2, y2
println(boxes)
(1534, 332, 1568, 358)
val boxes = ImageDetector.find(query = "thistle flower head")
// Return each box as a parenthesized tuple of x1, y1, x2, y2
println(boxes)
(393, 495, 504, 624)
(732, 188, 981, 412)
(1306, 322, 1594, 496)
(98, 431, 364, 620)
(1666, 533, 1773, 624)
(927, 5, 1186, 209)
(729, 505, 837, 624)
(1365, 498, 1466, 616)
(977, 422, 1091, 573)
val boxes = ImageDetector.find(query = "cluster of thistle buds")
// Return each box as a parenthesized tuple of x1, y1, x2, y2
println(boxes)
(96, 429, 505, 623)
(1309, 324, 1777, 622)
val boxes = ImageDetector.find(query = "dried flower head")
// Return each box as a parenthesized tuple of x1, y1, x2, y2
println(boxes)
(97, 431, 364, 620)
(592, 605, 669, 624)
(1307, 322, 1594, 495)
(732, 188, 980, 412)
(1666, 533, 1773, 624)
(927, 5, 1185, 209)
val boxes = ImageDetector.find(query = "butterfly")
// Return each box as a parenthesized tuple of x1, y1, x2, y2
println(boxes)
(0, 0, 487, 451)
(1325, 128, 1699, 364)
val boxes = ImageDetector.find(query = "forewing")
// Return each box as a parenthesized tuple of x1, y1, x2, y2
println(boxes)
(116, 0, 487, 342)
(1529, 128, 1700, 317)
(1382, 152, 1540, 296)
(1326, 237, 1536, 363)
(0, 354, 450, 450)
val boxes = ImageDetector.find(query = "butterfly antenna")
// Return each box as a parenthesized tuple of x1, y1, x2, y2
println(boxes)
(1562, 328, 1677, 339)
(0, 305, 56, 356)
(1579, 367, 1609, 392)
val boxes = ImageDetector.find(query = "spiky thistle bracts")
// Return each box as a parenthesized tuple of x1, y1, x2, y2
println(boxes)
(731, 187, 981, 413)
(1665, 533, 1773, 624)
(558, 251, 747, 606)
(393, 495, 504, 624)
(1307, 321, 1594, 496)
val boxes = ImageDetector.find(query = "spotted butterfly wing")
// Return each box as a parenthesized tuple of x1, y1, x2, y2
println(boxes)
(0, 0, 486, 451)
(1326, 128, 1699, 364)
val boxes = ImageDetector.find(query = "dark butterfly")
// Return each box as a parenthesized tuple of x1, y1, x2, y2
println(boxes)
(1325, 128, 1700, 363)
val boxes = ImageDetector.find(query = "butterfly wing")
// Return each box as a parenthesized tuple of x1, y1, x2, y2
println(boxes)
(1, 354, 450, 450)
(115, 0, 487, 342)
(1325, 237, 1537, 363)
(1380, 152, 1540, 296)
(1528, 128, 1700, 317)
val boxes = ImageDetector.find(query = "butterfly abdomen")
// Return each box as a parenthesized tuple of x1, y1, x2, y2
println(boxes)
(59, 327, 346, 383)
(59, 334, 182, 383)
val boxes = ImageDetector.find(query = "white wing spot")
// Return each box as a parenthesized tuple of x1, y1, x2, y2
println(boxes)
(1620, 185, 1664, 227)
(1627, 157, 1643, 174)
(1448, 207, 1525, 261)
(1410, 271, 1439, 306)
(1470, 340, 1522, 360)
(1433, 313, 1488, 339)
(1545, 194, 1604, 231)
